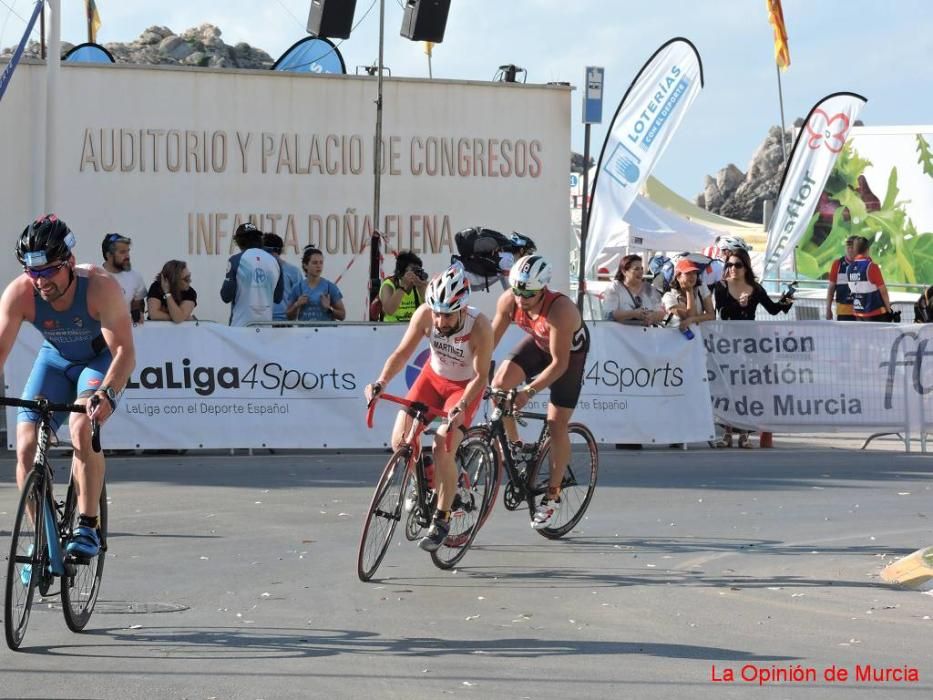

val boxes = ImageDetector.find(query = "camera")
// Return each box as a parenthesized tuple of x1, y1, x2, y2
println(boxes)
(778, 281, 798, 304)
(414, 268, 428, 281)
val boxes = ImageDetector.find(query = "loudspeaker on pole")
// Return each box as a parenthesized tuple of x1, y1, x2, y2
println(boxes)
(307, 0, 358, 40)
(400, 0, 451, 43)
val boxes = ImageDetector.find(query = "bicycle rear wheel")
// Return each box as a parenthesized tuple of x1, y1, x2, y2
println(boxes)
(357, 451, 409, 582)
(527, 423, 599, 539)
(430, 436, 496, 570)
(62, 481, 108, 632)
(4, 470, 45, 650)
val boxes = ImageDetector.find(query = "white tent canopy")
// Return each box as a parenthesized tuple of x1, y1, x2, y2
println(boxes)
(591, 193, 722, 273)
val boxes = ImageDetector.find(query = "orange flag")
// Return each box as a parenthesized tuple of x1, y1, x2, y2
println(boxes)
(85, 0, 102, 44)
(766, 0, 790, 70)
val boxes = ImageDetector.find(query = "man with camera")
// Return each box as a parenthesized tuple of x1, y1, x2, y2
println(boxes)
(378, 251, 429, 323)
(101, 233, 146, 325)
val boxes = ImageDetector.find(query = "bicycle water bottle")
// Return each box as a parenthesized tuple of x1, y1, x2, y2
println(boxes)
(423, 453, 436, 489)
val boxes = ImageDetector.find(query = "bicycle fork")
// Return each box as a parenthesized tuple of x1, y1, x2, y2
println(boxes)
(42, 492, 66, 577)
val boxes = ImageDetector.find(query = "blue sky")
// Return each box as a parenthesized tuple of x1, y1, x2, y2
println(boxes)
(2, 0, 931, 203)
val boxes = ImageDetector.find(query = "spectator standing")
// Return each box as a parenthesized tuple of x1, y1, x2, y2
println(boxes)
(220, 223, 283, 326)
(101, 233, 146, 324)
(379, 251, 428, 322)
(848, 236, 894, 322)
(603, 254, 666, 326)
(263, 233, 303, 323)
(147, 260, 197, 323)
(825, 236, 857, 321)
(662, 258, 715, 331)
(285, 247, 346, 322)
(712, 248, 792, 449)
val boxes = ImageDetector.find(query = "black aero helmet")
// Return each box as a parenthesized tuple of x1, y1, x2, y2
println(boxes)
(17, 214, 76, 267)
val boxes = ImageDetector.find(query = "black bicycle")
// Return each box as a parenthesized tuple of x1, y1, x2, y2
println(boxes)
(2, 396, 107, 650)
(465, 387, 598, 539)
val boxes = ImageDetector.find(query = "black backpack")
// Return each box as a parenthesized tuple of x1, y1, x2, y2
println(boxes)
(451, 227, 538, 284)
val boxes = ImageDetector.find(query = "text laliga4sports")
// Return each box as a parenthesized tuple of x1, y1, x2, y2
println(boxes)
(125, 359, 356, 396)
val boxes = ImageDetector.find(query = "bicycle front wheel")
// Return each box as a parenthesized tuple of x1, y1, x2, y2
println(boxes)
(527, 423, 599, 539)
(357, 451, 409, 582)
(430, 435, 496, 570)
(4, 470, 45, 650)
(462, 426, 502, 529)
(62, 481, 108, 632)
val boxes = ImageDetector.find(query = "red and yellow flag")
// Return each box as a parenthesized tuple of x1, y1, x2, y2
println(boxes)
(85, 0, 102, 44)
(766, 0, 790, 70)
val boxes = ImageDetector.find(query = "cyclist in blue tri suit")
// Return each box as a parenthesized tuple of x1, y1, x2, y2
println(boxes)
(0, 215, 136, 558)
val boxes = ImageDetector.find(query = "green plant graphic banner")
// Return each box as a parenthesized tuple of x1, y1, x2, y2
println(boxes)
(795, 129, 933, 287)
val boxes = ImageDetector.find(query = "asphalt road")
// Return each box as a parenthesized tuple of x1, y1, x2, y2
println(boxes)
(0, 436, 931, 699)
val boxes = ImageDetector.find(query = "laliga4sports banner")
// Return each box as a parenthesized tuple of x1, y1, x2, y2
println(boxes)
(762, 91, 868, 279)
(4, 322, 714, 449)
(585, 37, 704, 277)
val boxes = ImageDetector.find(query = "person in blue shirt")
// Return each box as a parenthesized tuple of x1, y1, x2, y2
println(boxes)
(285, 246, 346, 322)
(220, 223, 283, 326)
(263, 233, 303, 323)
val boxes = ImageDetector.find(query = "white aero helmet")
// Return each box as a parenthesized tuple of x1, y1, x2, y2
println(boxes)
(508, 254, 552, 291)
(426, 264, 471, 313)
(716, 235, 752, 253)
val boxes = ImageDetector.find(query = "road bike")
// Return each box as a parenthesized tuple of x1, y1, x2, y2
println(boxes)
(2, 396, 106, 650)
(466, 387, 598, 538)
(358, 392, 493, 581)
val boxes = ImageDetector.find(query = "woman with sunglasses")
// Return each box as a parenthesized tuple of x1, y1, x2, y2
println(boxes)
(147, 260, 197, 323)
(490, 255, 590, 530)
(712, 248, 792, 448)
(603, 254, 666, 326)
(0, 215, 136, 559)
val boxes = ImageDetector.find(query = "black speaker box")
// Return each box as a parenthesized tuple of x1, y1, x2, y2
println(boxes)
(400, 0, 451, 43)
(307, 0, 358, 40)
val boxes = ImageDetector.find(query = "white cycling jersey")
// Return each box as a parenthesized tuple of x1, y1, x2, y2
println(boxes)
(428, 306, 479, 382)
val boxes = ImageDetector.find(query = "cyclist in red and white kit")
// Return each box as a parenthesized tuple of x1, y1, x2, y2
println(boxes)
(365, 265, 493, 552)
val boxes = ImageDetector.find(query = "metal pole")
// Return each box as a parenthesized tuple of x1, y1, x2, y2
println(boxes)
(775, 63, 788, 165)
(576, 123, 591, 311)
(427, 52, 432, 79)
(39, 3, 45, 59)
(45, 0, 60, 213)
(367, 0, 385, 315)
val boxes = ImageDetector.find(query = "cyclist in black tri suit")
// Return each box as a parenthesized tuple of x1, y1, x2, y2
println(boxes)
(0, 216, 136, 558)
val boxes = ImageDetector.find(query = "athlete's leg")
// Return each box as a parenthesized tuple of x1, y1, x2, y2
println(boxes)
(544, 404, 574, 495)
(491, 360, 526, 443)
(432, 386, 481, 511)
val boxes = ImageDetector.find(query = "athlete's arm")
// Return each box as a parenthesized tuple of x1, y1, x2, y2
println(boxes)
(220, 254, 239, 303)
(91, 272, 137, 421)
(0, 279, 29, 369)
(366, 305, 430, 400)
(490, 289, 515, 347)
(460, 314, 494, 409)
(527, 297, 578, 394)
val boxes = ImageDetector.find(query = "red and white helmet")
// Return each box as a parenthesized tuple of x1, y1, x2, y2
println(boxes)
(426, 265, 470, 313)
(701, 244, 719, 259)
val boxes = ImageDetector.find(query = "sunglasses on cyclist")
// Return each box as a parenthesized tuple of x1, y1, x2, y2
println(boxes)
(24, 260, 68, 279)
(511, 287, 540, 299)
